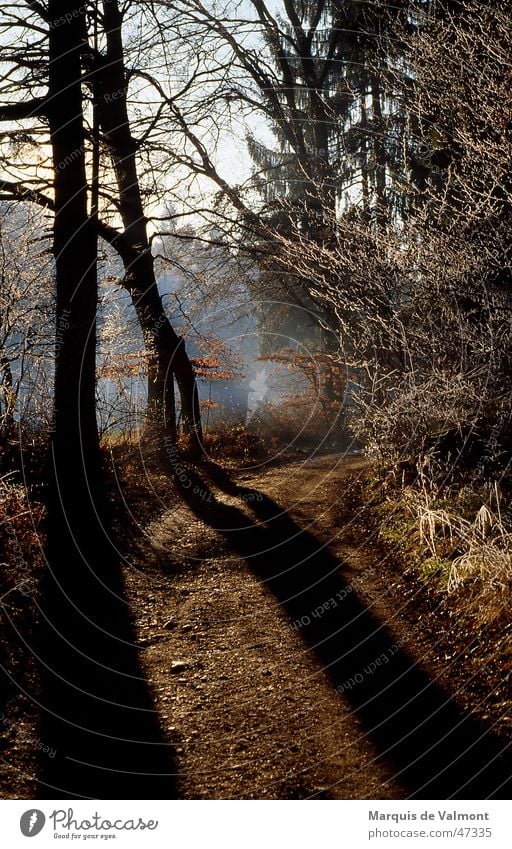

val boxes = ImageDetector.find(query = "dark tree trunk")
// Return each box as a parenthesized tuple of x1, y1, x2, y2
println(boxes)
(92, 0, 202, 456)
(47, 3, 101, 514)
(38, 1, 175, 797)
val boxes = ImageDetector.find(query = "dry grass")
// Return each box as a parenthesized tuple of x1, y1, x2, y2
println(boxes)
(0, 475, 45, 593)
(403, 480, 512, 625)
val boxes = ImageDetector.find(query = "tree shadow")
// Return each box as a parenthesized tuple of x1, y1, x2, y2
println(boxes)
(171, 460, 512, 799)
(35, 533, 178, 799)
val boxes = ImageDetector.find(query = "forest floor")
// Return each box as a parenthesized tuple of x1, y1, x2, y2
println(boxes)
(2, 452, 511, 799)
(123, 453, 512, 799)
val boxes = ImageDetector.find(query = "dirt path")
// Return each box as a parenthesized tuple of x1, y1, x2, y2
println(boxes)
(124, 454, 512, 800)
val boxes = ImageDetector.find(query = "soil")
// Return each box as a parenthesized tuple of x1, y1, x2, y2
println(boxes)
(1, 452, 511, 799)
(123, 453, 512, 799)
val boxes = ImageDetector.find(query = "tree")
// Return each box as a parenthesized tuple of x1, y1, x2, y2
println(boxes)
(155, 0, 512, 459)
(144, 0, 426, 420)
(0, 0, 204, 455)
(0, 204, 54, 448)
(46, 0, 101, 507)
(85, 0, 203, 453)
(0, 0, 175, 796)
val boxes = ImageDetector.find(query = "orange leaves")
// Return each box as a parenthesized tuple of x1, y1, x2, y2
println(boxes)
(189, 333, 244, 382)
(97, 351, 146, 381)
(191, 356, 229, 381)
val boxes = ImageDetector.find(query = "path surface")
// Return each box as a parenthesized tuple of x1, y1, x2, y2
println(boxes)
(124, 454, 512, 799)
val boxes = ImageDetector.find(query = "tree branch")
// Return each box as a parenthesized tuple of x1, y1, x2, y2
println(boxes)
(0, 97, 47, 121)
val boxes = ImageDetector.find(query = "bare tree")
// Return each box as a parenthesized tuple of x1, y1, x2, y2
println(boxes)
(0, 204, 54, 444)
(84, 0, 203, 453)
(0, 0, 204, 455)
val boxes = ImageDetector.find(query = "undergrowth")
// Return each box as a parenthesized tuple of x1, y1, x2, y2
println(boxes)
(363, 465, 512, 628)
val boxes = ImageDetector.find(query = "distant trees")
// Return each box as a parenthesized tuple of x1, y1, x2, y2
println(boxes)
(159, 0, 512, 465)
(161, 1, 419, 417)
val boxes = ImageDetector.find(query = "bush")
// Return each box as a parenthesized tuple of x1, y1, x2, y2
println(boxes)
(0, 475, 45, 600)
(202, 422, 268, 462)
(351, 371, 512, 482)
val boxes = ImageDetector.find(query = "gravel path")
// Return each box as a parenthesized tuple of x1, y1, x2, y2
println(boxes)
(125, 454, 512, 799)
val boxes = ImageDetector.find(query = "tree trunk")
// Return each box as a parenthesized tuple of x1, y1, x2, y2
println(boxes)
(93, 0, 202, 456)
(47, 2, 101, 513)
(38, 2, 175, 797)
(42, 0, 109, 789)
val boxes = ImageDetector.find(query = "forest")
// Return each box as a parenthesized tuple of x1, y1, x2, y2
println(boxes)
(0, 0, 512, 802)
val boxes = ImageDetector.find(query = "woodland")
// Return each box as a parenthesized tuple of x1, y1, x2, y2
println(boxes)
(0, 0, 512, 800)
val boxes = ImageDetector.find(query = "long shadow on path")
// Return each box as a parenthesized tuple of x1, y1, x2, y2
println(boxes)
(175, 461, 512, 799)
(35, 531, 177, 799)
